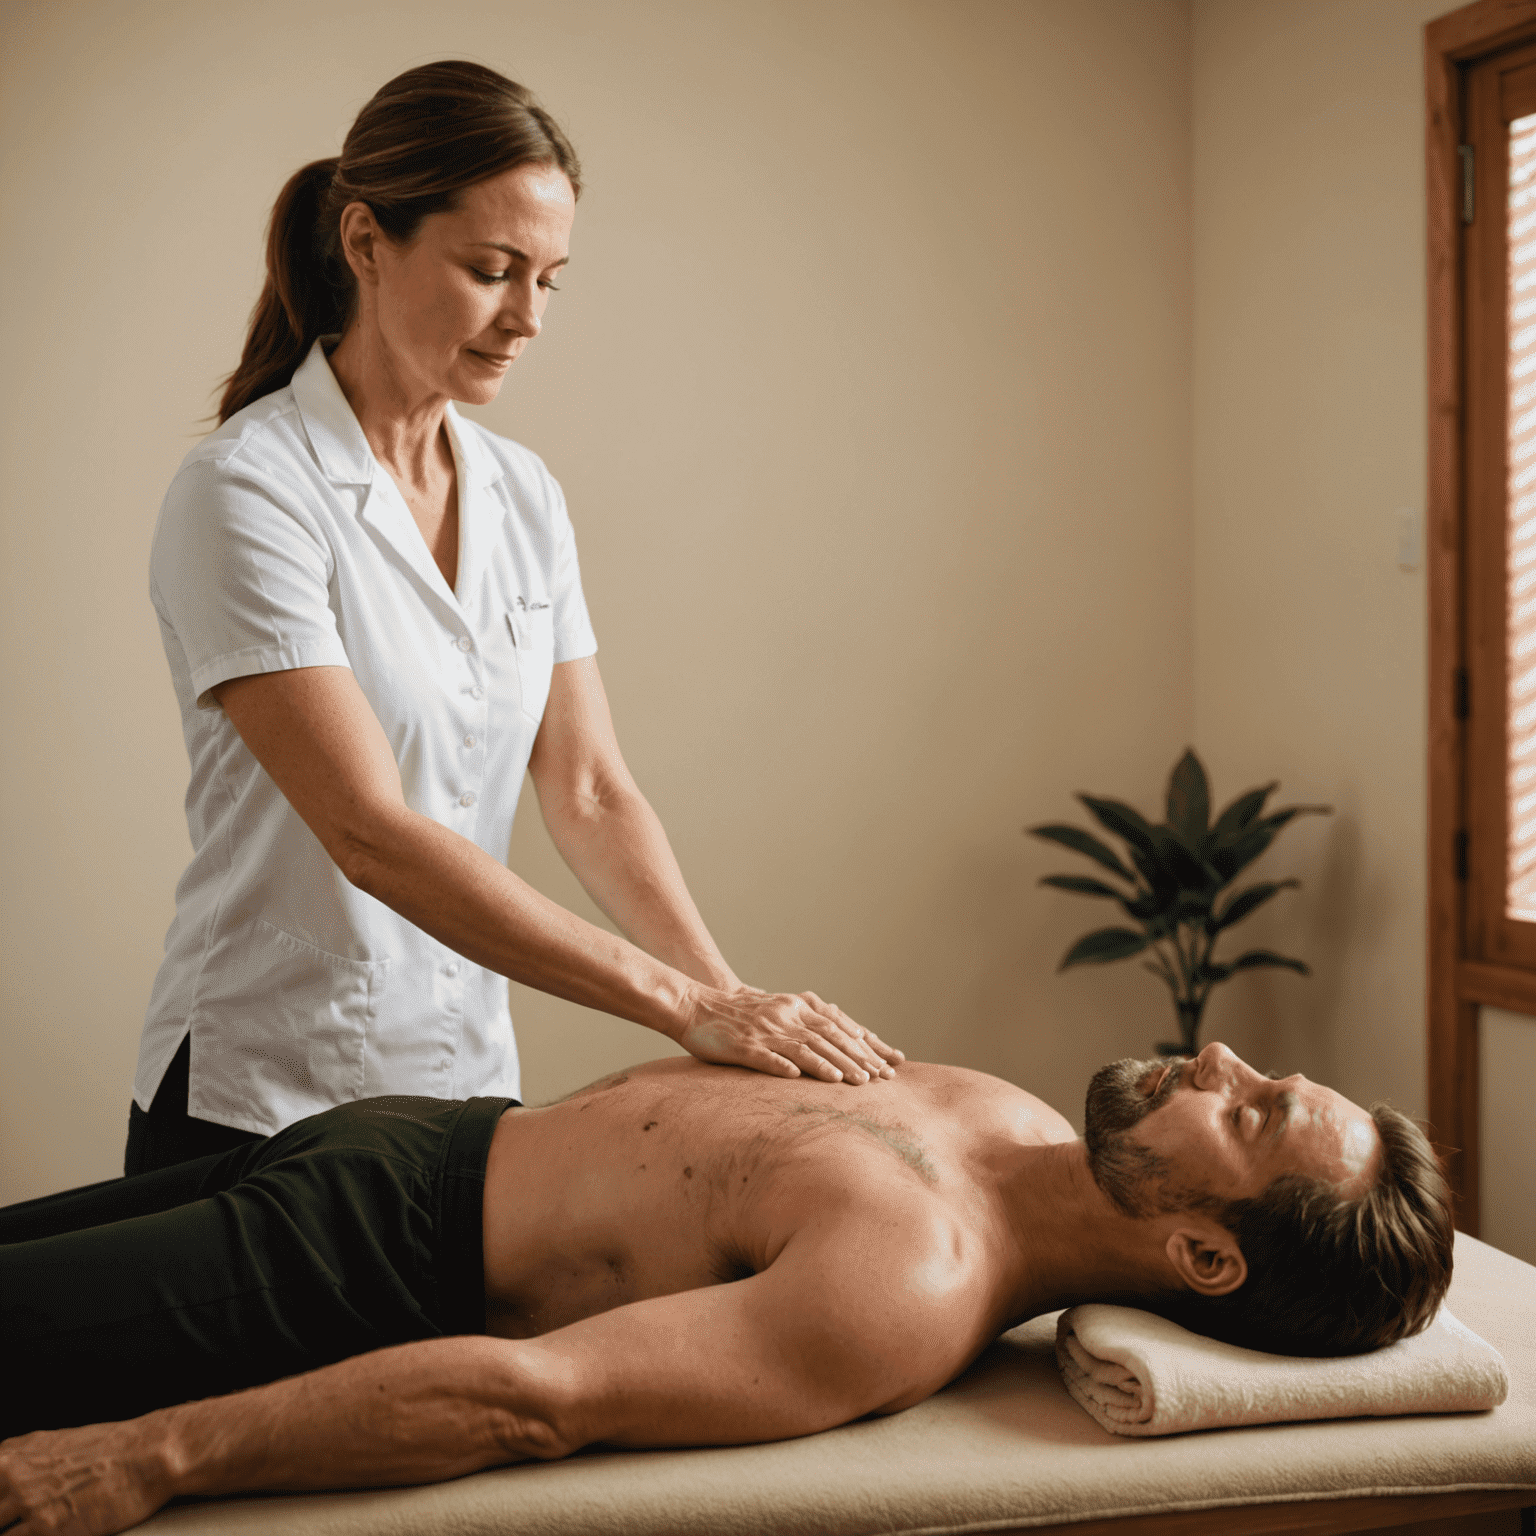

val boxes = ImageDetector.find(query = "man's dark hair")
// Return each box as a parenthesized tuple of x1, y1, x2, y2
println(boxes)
(1168, 1103, 1455, 1357)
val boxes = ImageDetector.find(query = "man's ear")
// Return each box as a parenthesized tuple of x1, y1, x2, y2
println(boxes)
(1165, 1225, 1247, 1297)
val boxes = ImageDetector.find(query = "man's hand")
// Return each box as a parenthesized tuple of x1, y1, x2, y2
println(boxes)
(0, 1416, 175, 1536)
(675, 985, 904, 1084)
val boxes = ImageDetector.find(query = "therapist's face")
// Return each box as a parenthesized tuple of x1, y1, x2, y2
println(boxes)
(342, 160, 576, 406)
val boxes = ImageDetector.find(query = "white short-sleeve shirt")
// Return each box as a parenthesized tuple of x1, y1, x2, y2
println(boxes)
(135, 339, 597, 1135)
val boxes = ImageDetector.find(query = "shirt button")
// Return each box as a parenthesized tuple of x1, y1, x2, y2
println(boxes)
(459, 791, 476, 808)
(457, 636, 473, 653)
(470, 686, 484, 700)
(445, 962, 459, 977)
(463, 734, 476, 748)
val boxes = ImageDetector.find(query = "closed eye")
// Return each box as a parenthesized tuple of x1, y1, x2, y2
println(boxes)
(1232, 1101, 1270, 1138)
(471, 269, 560, 290)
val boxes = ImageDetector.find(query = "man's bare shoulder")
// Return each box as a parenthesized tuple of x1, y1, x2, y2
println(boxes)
(889, 1060, 1078, 1145)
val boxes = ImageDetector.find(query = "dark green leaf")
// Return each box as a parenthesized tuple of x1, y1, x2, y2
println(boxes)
(1209, 800, 1333, 880)
(1166, 750, 1211, 847)
(1225, 949, 1311, 976)
(1155, 1041, 1189, 1057)
(1129, 846, 1179, 910)
(1254, 804, 1334, 834)
(1209, 782, 1278, 847)
(1078, 795, 1160, 857)
(1040, 874, 1128, 900)
(1153, 827, 1221, 892)
(1125, 891, 1166, 921)
(1059, 927, 1150, 970)
(1028, 824, 1136, 882)
(1208, 822, 1277, 881)
(1197, 960, 1233, 983)
(1208, 879, 1300, 933)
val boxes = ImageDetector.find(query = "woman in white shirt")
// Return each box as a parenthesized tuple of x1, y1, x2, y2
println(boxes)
(130, 60, 900, 1174)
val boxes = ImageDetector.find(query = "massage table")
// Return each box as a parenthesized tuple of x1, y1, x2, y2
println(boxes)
(144, 1231, 1536, 1536)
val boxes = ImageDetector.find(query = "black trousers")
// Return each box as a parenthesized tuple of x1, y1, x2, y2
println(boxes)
(124, 1033, 265, 1175)
(2, 1093, 514, 1439)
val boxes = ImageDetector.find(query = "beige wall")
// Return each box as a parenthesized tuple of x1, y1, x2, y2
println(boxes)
(1190, 0, 1534, 1252)
(9, 0, 1522, 1244)
(0, 0, 1196, 1202)
(1482, 1007, 1536, 1263)
(1190, 0, 1445, 1107)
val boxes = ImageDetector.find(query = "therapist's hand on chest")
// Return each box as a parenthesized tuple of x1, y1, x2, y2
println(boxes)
(203, 158, 901, 1091)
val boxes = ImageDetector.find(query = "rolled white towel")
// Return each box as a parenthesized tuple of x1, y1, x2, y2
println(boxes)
(1055, 1304, 1508, 1438)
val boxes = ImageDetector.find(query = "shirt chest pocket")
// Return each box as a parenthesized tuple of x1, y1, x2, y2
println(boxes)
(507, 604, 554, 724)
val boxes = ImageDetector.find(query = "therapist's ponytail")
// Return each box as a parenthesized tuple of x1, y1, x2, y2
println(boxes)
(217, 61, 581, 424)
(216, 158, 349, 424)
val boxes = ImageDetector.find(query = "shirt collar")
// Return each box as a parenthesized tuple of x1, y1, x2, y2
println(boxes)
(290, 338, 505, 492)
(290, 338, 374, 486)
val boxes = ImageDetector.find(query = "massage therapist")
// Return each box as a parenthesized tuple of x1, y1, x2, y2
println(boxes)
(128, 61, 901, 1175)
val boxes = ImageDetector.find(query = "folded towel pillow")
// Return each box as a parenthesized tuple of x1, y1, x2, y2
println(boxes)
(1055, 1304, 1508, 1438)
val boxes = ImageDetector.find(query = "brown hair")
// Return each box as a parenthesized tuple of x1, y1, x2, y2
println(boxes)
(1172, 1104, 1456, 1357)
(217, 61, 581, 424)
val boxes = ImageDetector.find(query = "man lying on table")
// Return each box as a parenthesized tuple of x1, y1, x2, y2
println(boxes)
(1, 1041, 1453, 1536)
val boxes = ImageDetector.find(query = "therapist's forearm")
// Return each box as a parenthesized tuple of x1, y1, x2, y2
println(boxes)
(339, 803, 699, 1039)
(539, 784, 741, 992)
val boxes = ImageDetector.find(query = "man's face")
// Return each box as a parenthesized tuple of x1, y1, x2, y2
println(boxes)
(1084, 1041, 1380, 1215)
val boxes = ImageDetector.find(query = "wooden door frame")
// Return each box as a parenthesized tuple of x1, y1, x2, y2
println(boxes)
(1426, 0, 1536, 1235)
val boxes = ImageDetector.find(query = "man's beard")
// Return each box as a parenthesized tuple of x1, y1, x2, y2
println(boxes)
(1083, 1056, 1185, 1217)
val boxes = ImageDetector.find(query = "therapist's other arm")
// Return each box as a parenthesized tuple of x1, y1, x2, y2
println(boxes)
(212, 665, 894, 1083)
(528, 658, 901, 1076)
(528, 657, 740, 989)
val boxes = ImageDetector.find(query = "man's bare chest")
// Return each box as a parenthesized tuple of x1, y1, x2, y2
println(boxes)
(480, 1100, 770, 1337)
(476, 1063, 1031, 1341)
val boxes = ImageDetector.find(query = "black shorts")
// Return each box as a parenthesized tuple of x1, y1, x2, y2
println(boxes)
(0, 1094, 515, 1437)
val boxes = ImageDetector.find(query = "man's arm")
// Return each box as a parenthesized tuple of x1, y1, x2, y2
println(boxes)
(531, 1211, 987, 1449)
(0, 1210, 985, 1534)
(0, 1335, 562, 1536)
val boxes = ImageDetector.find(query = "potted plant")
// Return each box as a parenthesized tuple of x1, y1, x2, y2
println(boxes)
(1028, 749, 1332, 1056)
